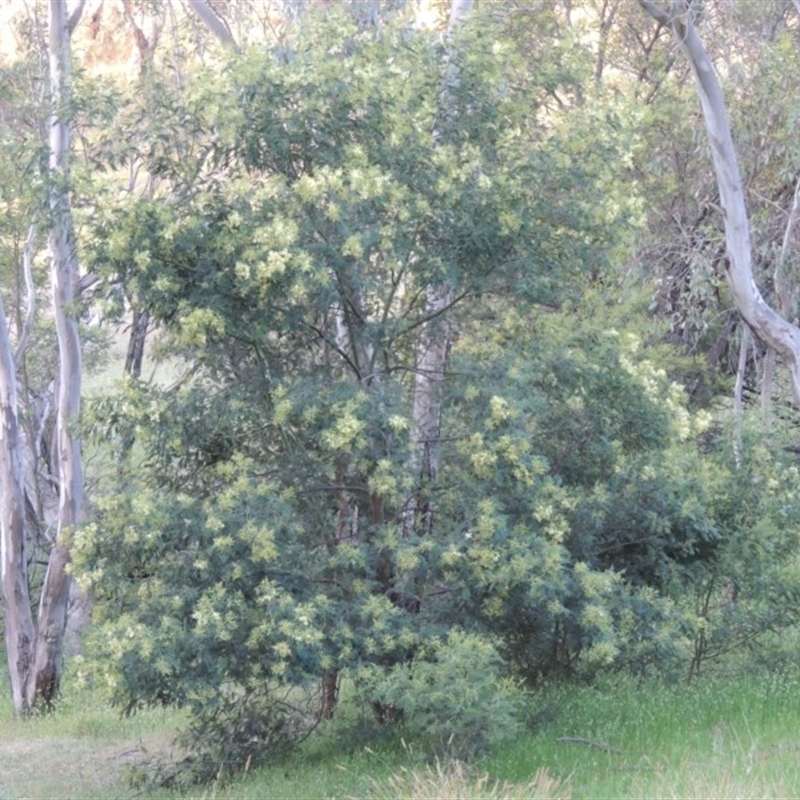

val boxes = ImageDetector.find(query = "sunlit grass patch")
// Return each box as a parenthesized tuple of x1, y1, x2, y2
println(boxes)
(629, 734, 800, 800)
(366, 761, 569, 800)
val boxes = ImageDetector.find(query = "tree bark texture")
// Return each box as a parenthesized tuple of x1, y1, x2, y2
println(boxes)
(640, 0, 800, 407)
(0, 294, 36, 715)
(124, 309, 149, 379)
(24, 0, 86, 711)
(14, 222, 37, 366)
(404, 284, 452, 537)
(761, 174, 800, 415)
(402, 0, 472, 538)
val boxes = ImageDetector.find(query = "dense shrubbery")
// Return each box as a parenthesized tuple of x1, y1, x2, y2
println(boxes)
(357, 630, 522, 759)
(68, 7, 800, 783)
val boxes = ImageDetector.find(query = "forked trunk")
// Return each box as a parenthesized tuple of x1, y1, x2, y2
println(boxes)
(24, 0, 85, 710)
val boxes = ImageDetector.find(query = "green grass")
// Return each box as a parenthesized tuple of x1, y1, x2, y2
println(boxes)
(486, 673, 800, 799)
(3, 671, 800, 798)
(0, 666, 190, 800)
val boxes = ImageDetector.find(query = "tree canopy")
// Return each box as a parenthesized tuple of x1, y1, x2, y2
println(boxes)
(3, 0, 800, 781)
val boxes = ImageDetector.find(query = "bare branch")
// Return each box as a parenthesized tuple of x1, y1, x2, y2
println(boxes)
(762, 173, 800, 417)
(638, 0, 672, 26)
(776, 174, 800, 315)
(67, 0, 87, 35)
(75, 270, 98, 297)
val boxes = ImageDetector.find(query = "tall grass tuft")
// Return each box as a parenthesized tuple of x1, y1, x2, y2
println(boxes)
(366, 761, 570, 800)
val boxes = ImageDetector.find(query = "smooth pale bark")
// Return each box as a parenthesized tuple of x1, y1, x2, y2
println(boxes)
(0, 295, 35, 715)
(402, 0, 473, 538)
(733, 326, 750, 468)
(24, 0, 85, 710)
(186, 0, 236, 48)
(404, 285, 452, 537)
(14, 222, 37, 366)
(68, 0, 88, 35)
(48, 0, 84, 545)
(640, 0, 800, 407)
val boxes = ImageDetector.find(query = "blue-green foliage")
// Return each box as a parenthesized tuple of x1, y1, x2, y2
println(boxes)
(357, 629, 523, 758)
(71, 8, 800, 773)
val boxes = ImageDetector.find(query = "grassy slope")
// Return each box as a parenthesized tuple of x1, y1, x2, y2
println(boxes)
(3, 672, 800, 799)
(487, 674, 800, 799)
(0, 683, 183, 800)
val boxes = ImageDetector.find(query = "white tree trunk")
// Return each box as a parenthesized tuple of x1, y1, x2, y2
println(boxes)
(404, 285, 453, 537)
(24, 0, 85, 710)
(14, 222, 37, 365)
(402, 0, 473, 538)
(640, 0, 800, 407)
(0, 294, 36, 715)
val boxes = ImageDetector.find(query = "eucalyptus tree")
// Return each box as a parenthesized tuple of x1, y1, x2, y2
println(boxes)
(0, 0, 86, 713)
(0, 6, 50, 715)
(186, 0, 236, 47)
(0, 288, 34, 714)
(401, 0, 470, 533)
(639, 0, 800, 409)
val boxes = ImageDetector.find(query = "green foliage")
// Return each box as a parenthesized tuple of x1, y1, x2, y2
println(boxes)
(433, 296, 719, 681)
(73, 460, 330, 711)
(677, 419, 800, 680)
(358, 630, 522, 759)
(77, 9, 630, 709)
(69, 6, 800, 781)
(157, 687, 315, 787)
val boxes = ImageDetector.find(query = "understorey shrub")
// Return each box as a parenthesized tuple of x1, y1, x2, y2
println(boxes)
(137, 685, 317, 789)
(357, 630, 523, 760)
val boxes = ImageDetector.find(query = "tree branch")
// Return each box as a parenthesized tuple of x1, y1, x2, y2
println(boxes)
(640, 0, 800, 406)
(185, 0, 237, 49)
(638, 0, 672, 26)
(67, 0, 87, 35)
(14, 221, 37, 367)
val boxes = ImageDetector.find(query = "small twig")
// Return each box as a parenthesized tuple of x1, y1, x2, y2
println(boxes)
(556, 736, 622, 754)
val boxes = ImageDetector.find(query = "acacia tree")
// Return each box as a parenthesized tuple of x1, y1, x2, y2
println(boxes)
(0, 0, 85, 714)
(72, 0, 630, 720)
(640, 0, 800, 407)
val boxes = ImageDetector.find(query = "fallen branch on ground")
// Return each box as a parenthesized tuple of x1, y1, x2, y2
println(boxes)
(556, 736, 621, 754)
